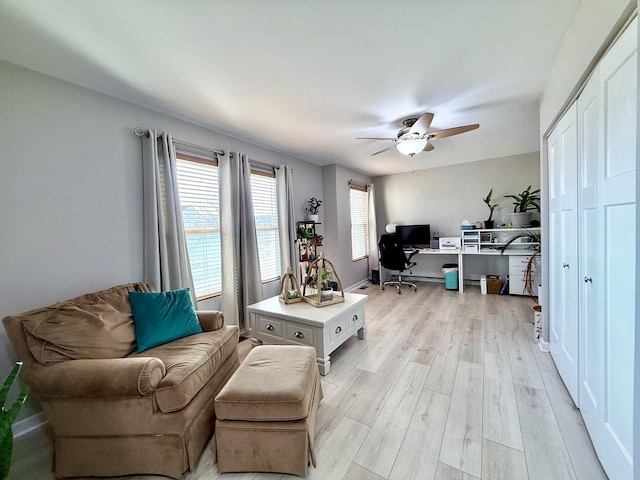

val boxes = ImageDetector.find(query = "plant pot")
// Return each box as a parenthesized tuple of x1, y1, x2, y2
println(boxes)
(484, 220, 494, 229)
(307, 214, 319, 222)
(510, 212, 531, 227)
(321, 289, 333, 302)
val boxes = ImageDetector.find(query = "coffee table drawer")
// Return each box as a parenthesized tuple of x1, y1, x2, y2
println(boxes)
(257, 316, 283, 339)
(285, 323, 314, 346)
(329, 316, 348, 345)
(347, 304, 365, 332)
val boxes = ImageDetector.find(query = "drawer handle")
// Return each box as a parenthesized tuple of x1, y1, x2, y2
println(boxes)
(265, 324, 274, 331)
(352, 314, 358, 322)
(335, 326, 342, 334)
(294, 331, 304, 339)
(562, 263, 569, 268)
(584, 276, 593, 283)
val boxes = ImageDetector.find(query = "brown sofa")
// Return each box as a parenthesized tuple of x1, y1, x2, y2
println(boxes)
(2, 282, 239, 479)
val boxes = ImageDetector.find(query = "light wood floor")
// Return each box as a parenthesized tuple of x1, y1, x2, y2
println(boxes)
(13, 282, 606, 480)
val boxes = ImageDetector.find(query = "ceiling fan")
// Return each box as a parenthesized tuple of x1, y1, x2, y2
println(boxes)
(356, 112, 479, 157)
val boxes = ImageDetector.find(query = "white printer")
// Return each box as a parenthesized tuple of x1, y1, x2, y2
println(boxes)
(439, 237, 461, 250)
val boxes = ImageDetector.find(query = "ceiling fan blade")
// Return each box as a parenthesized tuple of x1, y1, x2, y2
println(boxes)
(423, 141, 435, 152)
(409, 112, 434, 135)
(371, 144, 397, 156)
(428, 123, 479, 140)
(355, 137, 397, 140)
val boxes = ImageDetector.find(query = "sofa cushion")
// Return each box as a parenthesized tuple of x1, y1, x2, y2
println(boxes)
(128, 289, 202, 352)
(20, 283, 154, 364)
(129, 325, 238, 413)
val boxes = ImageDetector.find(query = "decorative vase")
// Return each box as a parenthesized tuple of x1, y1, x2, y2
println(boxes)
(307, 214, 319, 222)
(509, 212, 531, 227)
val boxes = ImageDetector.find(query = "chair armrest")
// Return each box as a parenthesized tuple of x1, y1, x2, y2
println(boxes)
(30, 357, 166, 398)
(406, 249, 420, 262)
(197, 310, 224, 331)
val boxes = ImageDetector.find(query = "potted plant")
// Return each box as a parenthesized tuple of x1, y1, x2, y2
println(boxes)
(0, 362, 29, 480)
(309, 267, 334, 301)
(504, 185, 540, 227)
(483, 188, 499, 229)
(305, 197, 322, 222)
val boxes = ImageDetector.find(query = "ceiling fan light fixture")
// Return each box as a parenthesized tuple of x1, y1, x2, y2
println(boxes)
(396, 137, 427, 156)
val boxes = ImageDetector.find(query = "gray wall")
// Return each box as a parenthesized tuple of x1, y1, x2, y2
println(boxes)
(0, 60, 326, 420)
(321, 164, 372, 289)
(374, 152, 540, 238)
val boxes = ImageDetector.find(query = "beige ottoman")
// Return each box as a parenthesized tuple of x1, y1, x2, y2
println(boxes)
(214, 345, 323, 476)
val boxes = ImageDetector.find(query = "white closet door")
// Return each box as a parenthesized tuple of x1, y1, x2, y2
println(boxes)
(595, 18, 636, 480)
(577, 68, 603, 452)
(548, 102, 580, 404)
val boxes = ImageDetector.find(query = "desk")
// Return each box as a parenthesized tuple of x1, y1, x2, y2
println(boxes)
(460, 249, 539, 294)
(383, 247, 538, 293)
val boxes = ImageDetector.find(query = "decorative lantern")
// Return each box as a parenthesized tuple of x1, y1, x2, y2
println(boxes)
(302, 253, 345, 307)
(278, 267, 302, 304)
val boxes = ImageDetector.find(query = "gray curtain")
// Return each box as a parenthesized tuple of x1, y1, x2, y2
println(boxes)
(219, 151, 264, 334)
(141, 130, 196, 304)
(367, 183, 379, 278)
(276, 165, 297, 275)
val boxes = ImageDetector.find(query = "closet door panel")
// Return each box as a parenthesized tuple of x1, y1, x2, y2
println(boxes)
(548, 102, 579, 404)
(577, 71, 602, 448)
(597, 17, 636, 480)
(604, 204, 634, 454)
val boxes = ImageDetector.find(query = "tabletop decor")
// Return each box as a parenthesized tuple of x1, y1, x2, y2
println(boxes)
(278, 266, 302, 304)
(302, 252, 344, 307)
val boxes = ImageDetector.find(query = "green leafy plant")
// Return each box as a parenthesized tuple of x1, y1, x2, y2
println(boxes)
(279, 289, 301, 300)
(0, 362, 29, 480)
(504, 185, 540, 213)
(308, 267, 333, 290)
(296, 226, 314, 240)
(306, 197, 322, 215)
(483, 188, 499, 222)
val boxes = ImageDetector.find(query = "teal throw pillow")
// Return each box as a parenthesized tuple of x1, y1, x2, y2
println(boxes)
(128, 288, 202, 352)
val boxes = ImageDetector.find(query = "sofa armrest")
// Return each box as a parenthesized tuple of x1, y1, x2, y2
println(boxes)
(30, 357, 166, 398)
(197, 310, 224, 331)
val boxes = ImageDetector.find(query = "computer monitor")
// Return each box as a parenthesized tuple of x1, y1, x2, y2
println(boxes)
(395, 224, 431, 248)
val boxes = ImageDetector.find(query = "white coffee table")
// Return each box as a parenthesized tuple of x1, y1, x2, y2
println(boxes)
(247, 292, 367, 375)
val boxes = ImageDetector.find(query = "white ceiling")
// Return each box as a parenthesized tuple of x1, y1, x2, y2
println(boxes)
(0, 0, 580, 176)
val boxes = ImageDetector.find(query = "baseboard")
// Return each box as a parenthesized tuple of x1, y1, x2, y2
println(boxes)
(14, 412, 47, 438)
(345, 278, 370, 292)
(538, 340, 550, 352)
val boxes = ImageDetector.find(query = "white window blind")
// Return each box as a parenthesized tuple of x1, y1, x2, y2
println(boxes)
(251, 170, 281, 282)
(175, 153, 221, 300)
(350, 185, 369, 261)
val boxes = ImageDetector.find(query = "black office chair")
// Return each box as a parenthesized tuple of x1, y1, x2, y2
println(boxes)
(378, 233, 419, 294)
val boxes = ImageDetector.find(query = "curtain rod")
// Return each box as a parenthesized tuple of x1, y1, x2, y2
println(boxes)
(349, 179, 368, 190)
(134, 128, 225, 157)
(246, 157, 280, 170)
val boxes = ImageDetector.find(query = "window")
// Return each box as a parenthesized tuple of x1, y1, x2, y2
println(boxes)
(350, 185, 369, 261)
(251, 170, 281, 282)
(175, 153, 221, 300)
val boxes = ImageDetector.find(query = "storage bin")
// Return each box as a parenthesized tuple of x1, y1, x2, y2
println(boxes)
(442, 264, 459, 290)
(486, 274, 502, 294)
